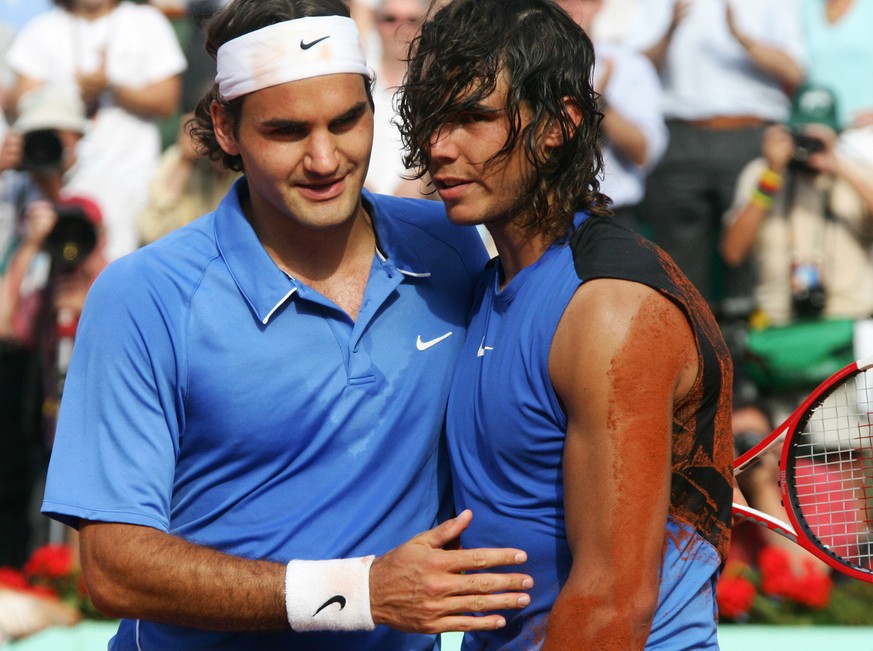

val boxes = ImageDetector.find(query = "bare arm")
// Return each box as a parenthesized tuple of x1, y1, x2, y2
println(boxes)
(725, 3, 803, 89)
(80, 521, 287, 630)
(80, 510, 532, 633)
(542, 279, 698, 650)
(601, 105, 650, 168)
(720, 125, 793, 266)
(801, 125, 873, 217)
(111, 75, 182, 119)
(0, 201, 57, 341)
(597, 58, 649, 168)
(832, 157, 873, 216)
(14, 71, 181, 120)
(641, 0, 689, 70)
(78, 64, 182, 119)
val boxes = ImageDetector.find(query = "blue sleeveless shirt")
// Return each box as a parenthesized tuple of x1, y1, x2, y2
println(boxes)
(446, 215, 733, 650)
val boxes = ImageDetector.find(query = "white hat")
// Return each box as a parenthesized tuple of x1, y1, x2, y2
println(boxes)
(13, 86, 88, 134)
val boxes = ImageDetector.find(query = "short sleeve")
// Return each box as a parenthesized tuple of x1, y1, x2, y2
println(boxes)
(42, 256, 186, 531)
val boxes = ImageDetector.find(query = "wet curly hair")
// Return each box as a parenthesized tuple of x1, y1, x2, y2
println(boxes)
(398, 0, 611, 241)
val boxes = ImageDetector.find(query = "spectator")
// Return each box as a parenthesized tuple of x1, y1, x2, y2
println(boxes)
(0, 85, 94, 568)
(590, 0, 639, 42)
(7, 0, 187, 260)
(720, 85, 873, 327)
(350, 0, 379, 54)
(802, 0, 873, 132)
(729, 400, 831, 579)
(556, 0, 667, 230)
(625, 0, 805, 314)
(365, 0, 428, 197)
(800, 0, 873, 169)
(137, 112, 238, 245)
(179, 0, 228, 115)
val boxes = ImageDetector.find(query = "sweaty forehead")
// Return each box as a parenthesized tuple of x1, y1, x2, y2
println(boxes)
(241, 74, 370, 119)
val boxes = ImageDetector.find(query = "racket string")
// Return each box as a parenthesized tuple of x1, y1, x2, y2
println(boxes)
(789, 372, 873, 571)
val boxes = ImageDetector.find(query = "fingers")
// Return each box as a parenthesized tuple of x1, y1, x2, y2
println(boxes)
(448, 571, 533, 598)
(441, 546, 528, 574)
(433, 614, 509, 632)
(419, 509, 473, 549)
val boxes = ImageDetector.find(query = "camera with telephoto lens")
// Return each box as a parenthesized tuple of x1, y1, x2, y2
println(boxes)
(790, 132, 826, 173)
(20, 129, 65, 176)
(43, 205, 98, 275)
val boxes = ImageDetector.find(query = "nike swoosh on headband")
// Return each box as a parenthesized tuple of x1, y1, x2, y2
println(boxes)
(300, 35, 330, 50)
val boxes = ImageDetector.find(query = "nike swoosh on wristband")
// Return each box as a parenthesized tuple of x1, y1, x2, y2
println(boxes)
(300, 35, 330, 50)
(416, 332, 453, 351)
(313, 594, 347, 617)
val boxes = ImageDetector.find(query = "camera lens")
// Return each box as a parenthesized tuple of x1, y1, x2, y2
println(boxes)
(43, 206, 98, 275)
(790, 133, 826, 171)
(21, 129, 64, 175)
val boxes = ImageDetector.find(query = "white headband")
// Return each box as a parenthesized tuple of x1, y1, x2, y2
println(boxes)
(215, 16, 373, 101)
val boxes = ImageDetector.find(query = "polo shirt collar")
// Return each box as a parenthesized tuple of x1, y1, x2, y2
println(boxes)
(214, 180, 430, 325)
(361, 189, 431, 280)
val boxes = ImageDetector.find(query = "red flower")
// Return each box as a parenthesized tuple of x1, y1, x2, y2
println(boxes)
(759, 546, 793, 597)
(717, 573, 757, 620)
(26, 584, 60, 600)
(790, 561, 832, 609)
(0, 567, 29, 591)
(757, 546, 832, 609)
(23, 544, 74, 580)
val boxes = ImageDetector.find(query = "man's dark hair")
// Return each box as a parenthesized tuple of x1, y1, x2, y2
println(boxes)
(190, 0, 373, 172)
(398, 0, 610, 241)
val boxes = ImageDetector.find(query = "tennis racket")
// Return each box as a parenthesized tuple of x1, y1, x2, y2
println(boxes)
(732, 357, 873, 583)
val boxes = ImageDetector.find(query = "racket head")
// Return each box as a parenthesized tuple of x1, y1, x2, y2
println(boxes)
(779, 357, 873, 582)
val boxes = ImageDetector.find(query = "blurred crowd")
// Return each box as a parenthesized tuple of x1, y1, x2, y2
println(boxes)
(2, 0, 873, 640)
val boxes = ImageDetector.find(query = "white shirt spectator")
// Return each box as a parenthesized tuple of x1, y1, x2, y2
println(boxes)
(595, 40, 667, 209)
(7, 2, 186, 259)
(625, 0, 806, 122)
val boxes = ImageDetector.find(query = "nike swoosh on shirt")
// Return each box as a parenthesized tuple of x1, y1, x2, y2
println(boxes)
(313, 595, 347, 617)
(477, 337, 494, 358)
(416, 332, 453, 351)
(300, 35, 330, 50)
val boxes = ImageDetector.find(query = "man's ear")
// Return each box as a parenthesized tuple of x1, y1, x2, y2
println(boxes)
(543, 97, 583, 147)
(211, 100, 240, 157)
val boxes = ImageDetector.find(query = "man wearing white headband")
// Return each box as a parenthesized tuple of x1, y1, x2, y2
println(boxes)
(39, 0, 532, 649)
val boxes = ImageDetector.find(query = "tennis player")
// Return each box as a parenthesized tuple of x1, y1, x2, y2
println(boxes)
(39, 0, 533, 649)
(399, 0, 735, 648)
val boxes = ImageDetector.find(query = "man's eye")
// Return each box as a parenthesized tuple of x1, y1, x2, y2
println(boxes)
(272, 126, 307, 138)
(459, 113, 488, 124)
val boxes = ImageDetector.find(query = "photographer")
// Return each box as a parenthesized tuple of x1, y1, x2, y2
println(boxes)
(0, 85, 105, 564)
(721, 84, 873, 327)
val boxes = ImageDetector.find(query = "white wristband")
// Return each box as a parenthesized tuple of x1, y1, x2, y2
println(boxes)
(284, 556, 376, 632)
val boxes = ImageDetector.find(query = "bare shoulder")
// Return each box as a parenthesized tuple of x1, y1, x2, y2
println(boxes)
(549, 278, 698, 402)
(556, 277, 691, 346)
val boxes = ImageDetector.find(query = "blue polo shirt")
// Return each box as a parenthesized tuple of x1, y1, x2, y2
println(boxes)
(42, 179, 488, 650)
